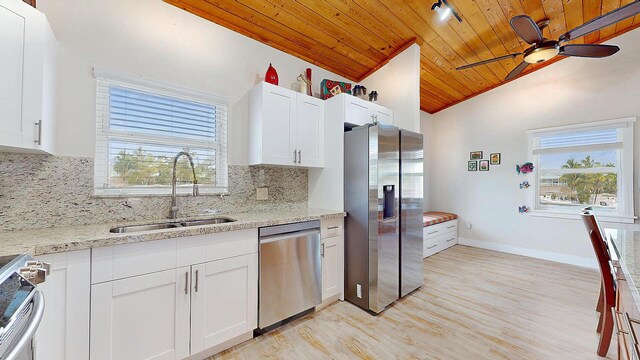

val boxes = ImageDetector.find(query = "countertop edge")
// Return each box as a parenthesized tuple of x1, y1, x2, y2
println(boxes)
(27, 211, 346, 257)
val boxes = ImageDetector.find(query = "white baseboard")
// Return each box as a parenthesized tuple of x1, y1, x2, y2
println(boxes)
(458, 237, 597, 269)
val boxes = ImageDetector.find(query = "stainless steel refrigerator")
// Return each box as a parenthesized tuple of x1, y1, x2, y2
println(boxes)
(344, 123, 424, 313)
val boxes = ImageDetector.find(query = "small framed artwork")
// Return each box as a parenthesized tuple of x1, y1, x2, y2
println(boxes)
(468, 161, 477, 171)
(490, 153, 501, 165)
(470, 151, 483, 160)
(479, 160, 489, 171)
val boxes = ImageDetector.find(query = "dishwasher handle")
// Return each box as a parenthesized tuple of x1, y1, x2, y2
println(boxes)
(259, 229, 320, 244)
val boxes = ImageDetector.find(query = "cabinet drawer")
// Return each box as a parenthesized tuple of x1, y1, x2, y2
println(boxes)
(321, 217, 344, 238)
(423, 220, 457, 240)
(423, 232, 457, 258)
(92, 229, 259, 284)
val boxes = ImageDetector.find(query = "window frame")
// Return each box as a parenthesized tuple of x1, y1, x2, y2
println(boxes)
(526, 117, 636, 223)
(93, 68, 229, 196)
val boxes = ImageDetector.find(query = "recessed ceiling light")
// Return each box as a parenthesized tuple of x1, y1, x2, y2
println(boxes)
(431, 0, 462, 23)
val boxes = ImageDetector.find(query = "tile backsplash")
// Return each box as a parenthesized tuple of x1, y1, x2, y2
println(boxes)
(0, 153, 308, 231)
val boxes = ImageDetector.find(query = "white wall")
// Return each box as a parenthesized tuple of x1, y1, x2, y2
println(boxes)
(361, 44, 421, 132)
(421, 111, 434, 211)
(424, 28, 640, 267)
(37, 0, 349, 163)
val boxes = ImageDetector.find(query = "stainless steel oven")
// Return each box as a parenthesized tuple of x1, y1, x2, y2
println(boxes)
(0, 255, 48, 360)
(257, 221, 322, 332)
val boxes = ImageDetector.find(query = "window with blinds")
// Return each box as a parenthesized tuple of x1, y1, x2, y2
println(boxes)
(94, 70, 228, 196)
(528, 118, 634, 220)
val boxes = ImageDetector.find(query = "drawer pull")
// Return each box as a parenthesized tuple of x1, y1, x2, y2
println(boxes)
(195, 270, 199, 293)
(446, 238, 455, 242)
(427, 244, 438, 250)
(327, 226, 340, 230)
(427, 230, 438, 235)
(446, 225, 455, 229)
(184, 271, 189, 295)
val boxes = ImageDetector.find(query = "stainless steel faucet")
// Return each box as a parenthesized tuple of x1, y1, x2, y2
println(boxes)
(170, 151, 199, 219)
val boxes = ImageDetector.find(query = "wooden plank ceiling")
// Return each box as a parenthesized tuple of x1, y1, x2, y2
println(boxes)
(165, 0, 640, 113)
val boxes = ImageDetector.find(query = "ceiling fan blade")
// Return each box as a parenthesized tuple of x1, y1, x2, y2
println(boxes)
(559, 44, 620, 57)
(505, 61, 529, 81)
(456, 53, 522, 70)
(560, 1, 640, 42)
(510, 15, 544, 44)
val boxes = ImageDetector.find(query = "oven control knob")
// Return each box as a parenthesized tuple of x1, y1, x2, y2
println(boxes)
(26, 261, 51, 275)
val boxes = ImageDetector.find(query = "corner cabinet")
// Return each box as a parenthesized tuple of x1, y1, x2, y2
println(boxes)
(249, 82, 324, 168)
(0, 0, 56, 154)
(34, 250, 91, 360)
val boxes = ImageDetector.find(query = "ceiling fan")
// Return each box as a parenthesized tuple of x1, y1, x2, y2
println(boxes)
(456, 1, 640, 81)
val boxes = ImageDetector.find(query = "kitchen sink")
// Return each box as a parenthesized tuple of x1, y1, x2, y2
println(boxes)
(109, 217, 237, 233)
(179, 217, 237, 227)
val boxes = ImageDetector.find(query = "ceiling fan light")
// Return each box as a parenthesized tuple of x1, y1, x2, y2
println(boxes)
(436, 5, 451, 20)
(523, 45, 560, 64)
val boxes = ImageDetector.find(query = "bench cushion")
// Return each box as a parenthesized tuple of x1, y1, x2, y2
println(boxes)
(423, 212, 458, 227)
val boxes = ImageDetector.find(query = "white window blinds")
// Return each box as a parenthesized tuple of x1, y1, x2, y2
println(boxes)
(94, 70, 228, 196)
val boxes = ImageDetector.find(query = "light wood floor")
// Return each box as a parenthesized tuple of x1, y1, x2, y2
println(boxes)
(211, 245, 615, 359)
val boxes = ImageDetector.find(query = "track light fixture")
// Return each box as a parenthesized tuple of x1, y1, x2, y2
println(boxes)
(431, 0, 462, 22)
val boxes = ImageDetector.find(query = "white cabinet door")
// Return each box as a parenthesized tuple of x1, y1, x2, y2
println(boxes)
(321, 235, 343, 301)
(90, 268, 191, 360)
(374, 108, 393, 126)
(0, 1, 55, 153)
(296, 95, 324, 168)
(34, 250, 90, 360)
(345, 98, 373, 126)
(261, 83, 296, 166)
(190, 253, 258, 355)
(0, 1, 27, 149)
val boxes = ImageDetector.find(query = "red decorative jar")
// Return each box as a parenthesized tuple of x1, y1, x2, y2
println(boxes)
(265, 63, 279, 85)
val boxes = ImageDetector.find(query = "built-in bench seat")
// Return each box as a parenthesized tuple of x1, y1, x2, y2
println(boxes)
(423, 212, 458, 258)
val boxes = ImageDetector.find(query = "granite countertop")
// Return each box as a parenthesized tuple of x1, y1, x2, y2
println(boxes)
(0, 208, 345, 257)
(605, 228, 640, 309)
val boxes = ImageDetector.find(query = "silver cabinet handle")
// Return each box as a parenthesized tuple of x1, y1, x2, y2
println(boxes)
(293, 149, 297, 164)
(427, 230, 438, 235)
(195, 269, 199, 292)
(327, 226, 339, 230)
(446, 225, 455, 229)
(321, 243, 325, 257)
(446, 238, 456, 242)
(298, 150, 301, 164)
(34, 120, 42, 145)
(184, 271, 189, 294)
(427, 244, 437, 250)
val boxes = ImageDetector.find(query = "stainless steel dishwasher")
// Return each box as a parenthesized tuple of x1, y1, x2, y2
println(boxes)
(257, 221, 322, 332)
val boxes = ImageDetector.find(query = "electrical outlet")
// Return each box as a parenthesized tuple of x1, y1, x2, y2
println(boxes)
(466, 221, 472, 229)
(256, 187, 268, 201)
(356, 284, 362, 298)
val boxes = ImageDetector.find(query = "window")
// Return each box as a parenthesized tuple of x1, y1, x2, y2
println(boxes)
(528, 118, 635, 222)
(94, 70, 228, 196)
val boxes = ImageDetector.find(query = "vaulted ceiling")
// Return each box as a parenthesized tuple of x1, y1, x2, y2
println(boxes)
(165, 0, 640, 113)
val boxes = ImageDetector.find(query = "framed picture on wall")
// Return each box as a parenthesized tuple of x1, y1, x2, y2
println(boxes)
(490, 153, 501, 165)
(470, 151, 483, 160)
(479, 160, 489, 171)
(468, 161, 477, 171)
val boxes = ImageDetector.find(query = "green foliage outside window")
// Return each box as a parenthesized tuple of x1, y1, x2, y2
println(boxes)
(558, 155, 616, 205)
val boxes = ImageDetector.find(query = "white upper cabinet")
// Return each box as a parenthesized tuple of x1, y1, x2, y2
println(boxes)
(295, 94, 324, 167)
(0, 0, 56, 154)
(344, 95, 394, 127)
(249, 82, 324, 168)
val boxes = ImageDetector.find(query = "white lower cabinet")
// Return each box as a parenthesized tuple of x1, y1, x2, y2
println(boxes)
(34, 250, 91, 360)
(320, 218, 344, 306)
(423, 220, 458, 258)
(90, 267, 191, 360)
(190, 254, 258, 355)
(90, 229, 259, 359)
